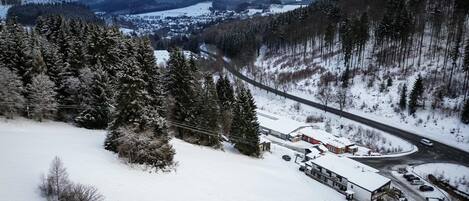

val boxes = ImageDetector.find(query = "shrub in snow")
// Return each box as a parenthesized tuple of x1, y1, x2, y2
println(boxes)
(115, 126, 175, 170)
(39, 156, 104, 201)
(0, 67, 25, 119)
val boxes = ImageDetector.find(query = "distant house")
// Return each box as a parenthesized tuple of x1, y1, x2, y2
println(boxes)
(295, 127, 358, 154)
(257, 110, 311, 140)
(304, 154, 391, 201)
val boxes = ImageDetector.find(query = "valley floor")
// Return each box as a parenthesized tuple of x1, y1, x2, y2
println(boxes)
(0, 118, 345, 201)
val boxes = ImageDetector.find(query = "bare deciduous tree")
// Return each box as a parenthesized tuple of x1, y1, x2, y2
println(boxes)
(316, 85, 334, 111)
(39, 157, 104, 201)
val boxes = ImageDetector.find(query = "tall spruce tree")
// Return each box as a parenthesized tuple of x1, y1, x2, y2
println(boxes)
(199, 73, 221, 147)
(399, 84, 407, 109)
(75, 64, 111, 129)
(216, 75, 235, 136)
(104, 40, 174, 169)
(462, 100, 469, 124)
(230, 88, 260, 157)
(165, 49, 200, 140)
(408, 76, 424, 114)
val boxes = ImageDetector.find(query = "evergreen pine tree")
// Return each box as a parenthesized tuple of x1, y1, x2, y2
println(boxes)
(216, 75, 235, 111)
(27, 74, 57, 121)
(216, 75, 235, 136)
(408, 76, 424, 115)
(399, 84, 407, 110)
(230, 88, 260, 157)
(341, 66, 350, 88)
(462, 100, 469, 124)
(199, 73, 221, 147)
(75, 64, 111, 129)
(165, 49, 200, 140)
(104, 41, 174, 169)
(0, 66, 25, 119)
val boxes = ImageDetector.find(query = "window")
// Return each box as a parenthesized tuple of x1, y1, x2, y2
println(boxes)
(337, 176, 342, 182)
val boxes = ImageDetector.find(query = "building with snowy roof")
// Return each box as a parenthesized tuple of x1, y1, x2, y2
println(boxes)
(257, 110, 312, 140)
(295, 127, 358, 154)
(305, 154, 391, 201)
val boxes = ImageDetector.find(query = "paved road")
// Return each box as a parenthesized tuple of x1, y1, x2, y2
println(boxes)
(202, 50, 469, 168)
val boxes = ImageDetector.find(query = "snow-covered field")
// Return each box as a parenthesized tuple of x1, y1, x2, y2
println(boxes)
(134, 1, 212, 18)
(0, 118, 345, 201)
(413, 163, 469, 194)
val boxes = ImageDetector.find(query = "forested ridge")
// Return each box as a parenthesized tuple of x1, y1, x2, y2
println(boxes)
(201, 0, 469, 124)
(7, 3, 100, 25)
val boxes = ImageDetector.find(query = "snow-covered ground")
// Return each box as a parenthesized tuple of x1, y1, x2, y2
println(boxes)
(0, 118, 346, 201)
(134, 1, 213, 18)
(413, 163, 469, 194)
(154, 50, 194, 67)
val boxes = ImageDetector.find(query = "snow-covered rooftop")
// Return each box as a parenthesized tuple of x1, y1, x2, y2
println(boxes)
(257, 109, 309, 135)
(297, 127, 354, 148)
(310, 154, 390, 191)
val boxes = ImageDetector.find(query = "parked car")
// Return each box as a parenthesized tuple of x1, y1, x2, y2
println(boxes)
(282, 155, 291, 161)
(420, 138, 434, 146)
(398, 168, 408, 174)
(411, 180, 424, 185)
(403, 173, 414, 179)
(408, 177, 421, 182)
(405, 175, 417, 181)
(299, 166, 305, 172)
(419, 185, 434, 192)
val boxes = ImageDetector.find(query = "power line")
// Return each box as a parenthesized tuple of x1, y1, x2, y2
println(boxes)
(0, 102, 261, 146)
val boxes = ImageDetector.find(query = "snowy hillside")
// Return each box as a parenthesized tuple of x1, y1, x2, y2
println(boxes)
(245, 33, 469, 153)
(134, 1, 212, 18)
(0, 119, 346, 201)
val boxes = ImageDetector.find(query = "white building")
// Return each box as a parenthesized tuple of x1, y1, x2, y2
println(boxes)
(257, 110, 313, 140)
(304, 154, 391, 201)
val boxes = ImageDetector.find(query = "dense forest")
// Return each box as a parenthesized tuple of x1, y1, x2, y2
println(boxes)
(0, 16, 262, 171)
(201, 0, 469, 123)
(7, 3, 100, 25)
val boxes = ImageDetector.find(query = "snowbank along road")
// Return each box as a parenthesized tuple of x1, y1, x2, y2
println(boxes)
(200, 50, 469, 168)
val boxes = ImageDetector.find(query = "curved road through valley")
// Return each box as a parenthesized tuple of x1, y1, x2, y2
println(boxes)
(202, 50, 469, 168)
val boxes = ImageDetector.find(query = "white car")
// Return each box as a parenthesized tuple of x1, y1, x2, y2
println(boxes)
(420, 138, 433, 146)
(410, 180, 424, 185)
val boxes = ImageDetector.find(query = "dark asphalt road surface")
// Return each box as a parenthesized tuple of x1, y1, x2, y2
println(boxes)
(203, 50, 469, 169)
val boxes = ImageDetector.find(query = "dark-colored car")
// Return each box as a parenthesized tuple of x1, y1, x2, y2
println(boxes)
(299, 166, 305, 172)
(405, 175, 417, 181)
(282, 155, 291, 161)
(419, 185, 434, 192)
(403, 174, 414, 179)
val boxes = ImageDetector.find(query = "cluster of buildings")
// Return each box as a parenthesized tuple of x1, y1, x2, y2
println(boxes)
(257, 111, 358, 154)
(257, 110, 392, 201)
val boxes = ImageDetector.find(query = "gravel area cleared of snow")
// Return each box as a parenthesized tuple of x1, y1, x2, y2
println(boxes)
(0, 118, 345, 201)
